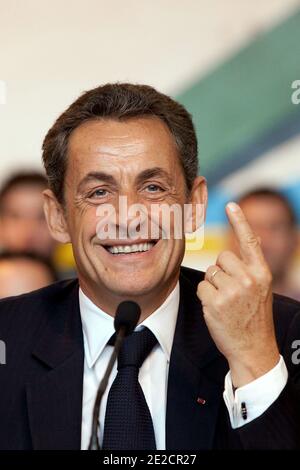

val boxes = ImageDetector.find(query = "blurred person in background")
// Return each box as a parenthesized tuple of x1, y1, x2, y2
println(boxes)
(0, 171, 56, 258)
(227, 187, 300, 299)
(0, 252, 57, 298)
(0, 171, 76, 278)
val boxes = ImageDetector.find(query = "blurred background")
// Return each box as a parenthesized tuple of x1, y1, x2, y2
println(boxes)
(0, 0, 300, 297)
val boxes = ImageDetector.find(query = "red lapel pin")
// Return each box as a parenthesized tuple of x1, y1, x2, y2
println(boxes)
(197, 397, 206, 405)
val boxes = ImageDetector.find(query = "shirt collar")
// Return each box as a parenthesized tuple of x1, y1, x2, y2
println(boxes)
(79, 282, 180, 369)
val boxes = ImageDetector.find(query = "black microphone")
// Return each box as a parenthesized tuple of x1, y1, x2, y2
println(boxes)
(88, 301, 141, 450)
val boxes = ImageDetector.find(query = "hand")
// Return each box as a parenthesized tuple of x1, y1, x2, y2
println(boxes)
(197, 202, 280, 388)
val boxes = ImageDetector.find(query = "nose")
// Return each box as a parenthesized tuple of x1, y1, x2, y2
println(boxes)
(115, 194, 149, 240)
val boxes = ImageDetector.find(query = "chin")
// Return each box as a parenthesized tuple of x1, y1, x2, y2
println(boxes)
(106, 275, 162, 299)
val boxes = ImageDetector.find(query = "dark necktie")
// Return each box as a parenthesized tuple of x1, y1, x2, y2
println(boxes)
(102, 327, 157, 450)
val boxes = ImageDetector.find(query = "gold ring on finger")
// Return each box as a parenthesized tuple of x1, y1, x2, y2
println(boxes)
(210, 268, 221, 284)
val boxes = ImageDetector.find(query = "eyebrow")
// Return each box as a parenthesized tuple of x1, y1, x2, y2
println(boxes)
(135, 167, 172, 186)
(77, 172, 117, 192)
(77, 167, 172, 193)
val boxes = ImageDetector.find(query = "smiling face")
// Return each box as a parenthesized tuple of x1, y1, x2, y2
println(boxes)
(44, 117, 206, 317)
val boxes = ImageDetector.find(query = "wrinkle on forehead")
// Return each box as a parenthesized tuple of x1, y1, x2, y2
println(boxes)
(91, 140, 148, 158)
(68, 117, 177, 159)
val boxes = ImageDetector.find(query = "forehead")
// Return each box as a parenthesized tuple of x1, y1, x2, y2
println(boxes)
(1, 184, 45, 209)
(67, 117, 180, 169)
(240, 196, 292, 222)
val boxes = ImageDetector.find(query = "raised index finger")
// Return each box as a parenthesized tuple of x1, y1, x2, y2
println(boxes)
(226, 201, 263, 264)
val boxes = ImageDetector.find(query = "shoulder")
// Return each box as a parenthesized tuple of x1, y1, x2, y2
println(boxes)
(0, 278, 79, 336)
(273, 292, 300, 316)
(0, 278, 79, 310)
(272, 293, 300, 346)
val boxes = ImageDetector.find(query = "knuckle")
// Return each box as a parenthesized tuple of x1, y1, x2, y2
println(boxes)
(214, 297, 224, 310)
(205, 268, 211, 278)
(256, 266, 272, 286)
(226, 286, 239, 302)
(241, 274, 254, 289)
(245, 233, 259, 247)
(217, 250, 230, 266)
(205, 266, 217, 280)
(206, 265, 216, 273)
(197, 282, 204, 295)
(197, 280, 207, 297)
(265, 269, 273, 285)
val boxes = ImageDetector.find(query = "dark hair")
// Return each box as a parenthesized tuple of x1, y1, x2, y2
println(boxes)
(42, 83, 198, 203)
(238, 187, 297, 226)
(0, 171, 47, 211)
(0, 251, 57, 282)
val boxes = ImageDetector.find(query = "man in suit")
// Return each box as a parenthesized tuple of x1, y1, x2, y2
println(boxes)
(0, 83, 300, 450)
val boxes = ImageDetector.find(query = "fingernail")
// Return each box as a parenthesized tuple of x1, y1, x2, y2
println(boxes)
(227, 202, 239, 212)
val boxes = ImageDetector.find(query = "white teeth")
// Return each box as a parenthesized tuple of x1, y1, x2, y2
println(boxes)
(107, 242, 155, 254)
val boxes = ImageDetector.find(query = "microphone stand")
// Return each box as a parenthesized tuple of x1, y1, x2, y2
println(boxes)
(88, 326, 126, 450)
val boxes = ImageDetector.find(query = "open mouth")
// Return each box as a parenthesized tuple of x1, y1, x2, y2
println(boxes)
(103, 241, 158, 255)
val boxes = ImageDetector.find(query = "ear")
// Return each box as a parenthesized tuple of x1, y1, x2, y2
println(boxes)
(43, 189, 71, 244)
(185, 176, 208, 233)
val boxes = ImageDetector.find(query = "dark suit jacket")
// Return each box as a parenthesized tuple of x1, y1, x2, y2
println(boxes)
(0, 266, 300, 450)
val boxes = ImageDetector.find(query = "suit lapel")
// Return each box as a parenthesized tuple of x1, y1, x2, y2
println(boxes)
(166, 270, 229, 450)
(26, 280, 84, 450)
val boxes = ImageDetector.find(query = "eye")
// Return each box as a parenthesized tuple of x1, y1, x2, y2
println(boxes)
(145, 184, 164, 193)
(89, 188, 109, 198)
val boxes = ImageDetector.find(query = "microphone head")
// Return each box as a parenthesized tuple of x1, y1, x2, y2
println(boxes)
(114, 301, 141, 336)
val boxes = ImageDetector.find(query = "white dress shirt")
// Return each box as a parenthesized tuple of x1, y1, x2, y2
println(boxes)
(79, 283, 288, 450)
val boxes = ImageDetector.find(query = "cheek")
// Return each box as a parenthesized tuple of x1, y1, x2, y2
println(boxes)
(165, 238, 185, 263)
(40, 221, 51, 233)
(67, 207, 98, 243)
(279, 239, 295, 256)
(271, 235, 289, 251)
(5, 222, 22, 239)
